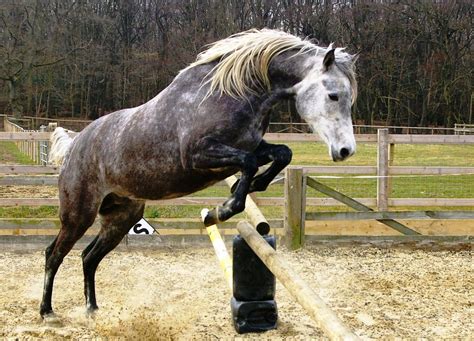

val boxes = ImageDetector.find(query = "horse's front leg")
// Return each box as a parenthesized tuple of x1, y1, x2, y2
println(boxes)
(192, 138, 258, 226)
(231, 140, 292, 193)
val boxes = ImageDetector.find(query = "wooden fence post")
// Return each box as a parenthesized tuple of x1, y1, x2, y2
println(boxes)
(388, 142, 395, 195)
(284, 167, 306, 249)
(377, 129, 389, 211)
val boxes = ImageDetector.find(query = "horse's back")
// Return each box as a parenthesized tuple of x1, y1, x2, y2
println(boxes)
(59, 65, 265, 201)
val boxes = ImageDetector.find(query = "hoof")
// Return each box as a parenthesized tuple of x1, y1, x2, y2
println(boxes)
(42, 312, 62, 326)
(201, 208, 219, 227)
(40, 306, 53, 319)
(86, 306, 98, 318)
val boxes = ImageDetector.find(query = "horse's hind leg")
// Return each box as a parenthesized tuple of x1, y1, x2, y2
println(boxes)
(82, 195, 145, 313)
(40, 195, 100, 318)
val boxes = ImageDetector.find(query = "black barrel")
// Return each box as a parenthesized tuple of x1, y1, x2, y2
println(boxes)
(231, 297, 278, 334)
(231, 234, 278, 333)
(232, 235, 276, 301)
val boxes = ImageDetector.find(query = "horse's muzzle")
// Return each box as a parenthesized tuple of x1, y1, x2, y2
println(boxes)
(331, 146, 355, 162)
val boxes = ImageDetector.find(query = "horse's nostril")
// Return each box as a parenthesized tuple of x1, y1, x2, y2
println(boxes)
(340, 148, 350, 159)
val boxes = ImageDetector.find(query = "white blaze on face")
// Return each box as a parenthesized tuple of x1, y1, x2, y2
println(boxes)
(294, 61, 356, 162)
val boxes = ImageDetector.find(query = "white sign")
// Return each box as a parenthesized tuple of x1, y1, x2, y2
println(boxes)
(128, 218, 155, 235)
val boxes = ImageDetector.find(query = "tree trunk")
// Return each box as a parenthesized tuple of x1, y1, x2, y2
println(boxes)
(7, 79, 22, 117)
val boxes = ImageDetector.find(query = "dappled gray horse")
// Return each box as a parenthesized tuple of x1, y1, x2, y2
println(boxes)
(41, 29, 358, 318)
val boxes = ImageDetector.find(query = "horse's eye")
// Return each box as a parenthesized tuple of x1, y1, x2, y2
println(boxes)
(328, 93, 339, 101)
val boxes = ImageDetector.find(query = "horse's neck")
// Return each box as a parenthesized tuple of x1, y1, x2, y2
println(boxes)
(268, 50, 317, 91)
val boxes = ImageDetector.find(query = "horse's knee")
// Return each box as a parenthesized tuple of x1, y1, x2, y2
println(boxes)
(275, 145, 292, 165)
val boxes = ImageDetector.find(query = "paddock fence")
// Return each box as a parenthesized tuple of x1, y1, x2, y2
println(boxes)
(283, 166, 474, 249)
(3, 114, 467, 135)
(1, 115, 91, 131)
(0, 124, 473, 244)
(2, 116, 55, 165)
(454, 123, 474, 135)
(268, 122, 459, 135)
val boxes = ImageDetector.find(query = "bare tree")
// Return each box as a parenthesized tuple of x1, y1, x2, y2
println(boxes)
(0, 0, 471, 127)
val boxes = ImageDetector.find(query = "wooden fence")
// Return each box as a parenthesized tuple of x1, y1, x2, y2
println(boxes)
(2, 114, 462, 135)
(454, 123, 474, 135)
(284, 163, 474, 249)
(1, 129, 473, 242)
(3, 116, 48, 164)
(1, 115, 91, 131)
(4, 128, 472, 205)
(268, 122, 457, 135)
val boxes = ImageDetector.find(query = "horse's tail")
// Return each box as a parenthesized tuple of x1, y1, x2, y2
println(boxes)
(48, 127, 75, 166)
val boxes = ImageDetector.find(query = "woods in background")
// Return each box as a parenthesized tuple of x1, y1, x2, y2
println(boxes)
(0, 0, 472, 127)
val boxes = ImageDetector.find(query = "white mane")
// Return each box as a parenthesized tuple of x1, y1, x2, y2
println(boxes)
(186, 28, 357, 101)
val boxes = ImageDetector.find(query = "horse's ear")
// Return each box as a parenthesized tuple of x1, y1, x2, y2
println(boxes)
(352, 52, 360, 64)
(323, 49, 336, 71)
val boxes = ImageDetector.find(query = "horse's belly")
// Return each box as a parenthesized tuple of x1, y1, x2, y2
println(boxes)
(111, 167, 238, 201)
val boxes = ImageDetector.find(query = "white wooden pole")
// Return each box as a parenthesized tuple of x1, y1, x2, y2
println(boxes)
(201, 209, 232, 291)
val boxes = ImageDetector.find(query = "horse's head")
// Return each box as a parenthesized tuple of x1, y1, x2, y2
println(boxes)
(293, 48, 357, 162)
(187, 29, 357, 162)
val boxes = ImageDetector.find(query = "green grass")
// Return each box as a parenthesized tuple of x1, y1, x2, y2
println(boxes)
(390, 144, 474, 166)
(0, 206, 58, 218)
(287, 142, 474, 166)
(0, 141, 473, 219)
(188, 175, 473, 201)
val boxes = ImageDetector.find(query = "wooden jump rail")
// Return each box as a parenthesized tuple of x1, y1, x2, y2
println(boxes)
(202, 182, 358, 339)
(237, 220, 359, 340)
(202, 175, 272, 291)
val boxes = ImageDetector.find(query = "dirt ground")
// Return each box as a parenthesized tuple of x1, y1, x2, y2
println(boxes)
(0, 244, 472, 339)
(0, 185, 58, 198)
